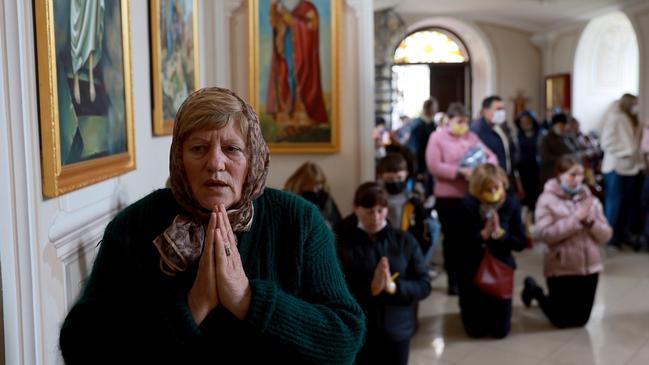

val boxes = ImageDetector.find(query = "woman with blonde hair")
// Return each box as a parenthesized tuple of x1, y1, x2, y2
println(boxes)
(284, 162, 342, 228)
(455, 163, 527, 338)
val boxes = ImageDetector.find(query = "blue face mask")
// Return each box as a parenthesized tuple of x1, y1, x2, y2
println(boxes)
(560, 182, 582, 195)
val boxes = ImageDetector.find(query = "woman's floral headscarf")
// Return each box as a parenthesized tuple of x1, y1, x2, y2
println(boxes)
(153, 87, 270, 275)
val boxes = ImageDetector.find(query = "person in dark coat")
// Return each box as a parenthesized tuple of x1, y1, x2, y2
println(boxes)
(336, 182, 431, 365)
(514, 110, 542, 209)
(377, 153, 440, 265)
(539, 113, 575, 185)
(471, 96, 520, 194)
(455, 164, 528, 339)
(407, 97, 439, 195)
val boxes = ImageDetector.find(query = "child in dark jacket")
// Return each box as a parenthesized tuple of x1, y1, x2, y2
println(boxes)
(336, 182, 431, 365)
(377, 153, 441, 266)
(455, 164, 528, 338)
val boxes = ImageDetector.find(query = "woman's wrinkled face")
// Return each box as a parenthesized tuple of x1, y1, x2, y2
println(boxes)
(559, 164, 584, 190)
(183, 121, 248, 211)
(354, 205, 388, 234)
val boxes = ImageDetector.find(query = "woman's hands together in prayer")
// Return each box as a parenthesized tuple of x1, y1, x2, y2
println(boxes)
(188, 204, 251, 324)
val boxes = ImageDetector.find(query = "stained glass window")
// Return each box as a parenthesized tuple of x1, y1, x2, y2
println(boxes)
(394, 30, 469, 64)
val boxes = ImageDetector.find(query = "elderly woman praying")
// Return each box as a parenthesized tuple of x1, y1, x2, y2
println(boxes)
(59, 87, 365, 364)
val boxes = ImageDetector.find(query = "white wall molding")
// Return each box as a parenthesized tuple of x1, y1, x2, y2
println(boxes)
(211, 0, 244, 88)
(348, 0, 375, 183)
(0, 0, 41, 363)
(623, 1, 649, 16)
(531, 32, 558, 76)
(62, 240, 100, 310)
(346, 0, 361, 15)
(224, 0, 244, 17)
(50, 202, 119, 263)
(50, 180, 126, 258)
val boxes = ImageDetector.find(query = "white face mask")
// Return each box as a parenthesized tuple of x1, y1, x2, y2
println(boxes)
(631, 105, 640, 115)
(491, 109, 507, 125)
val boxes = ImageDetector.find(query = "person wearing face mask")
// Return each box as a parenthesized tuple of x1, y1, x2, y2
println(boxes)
(377, 153, 442, 269)
(471, 96, 520, 193)
(538, 113, 576, 186)
(514, 111, 542, 211)
(523, 155, 612, 328)
(407, 98, 440, 196)
(335, 182, 431, 365)
(600, 93, 645, 250)
(426, 102, 498, 295)
(284, 161, 342, 229)
(454, 164, 527, 338)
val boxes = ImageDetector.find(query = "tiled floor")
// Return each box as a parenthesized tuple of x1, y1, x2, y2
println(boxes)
(410, 247, 649, 365)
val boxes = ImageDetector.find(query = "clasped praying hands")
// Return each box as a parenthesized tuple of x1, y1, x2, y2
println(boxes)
(188, 204, 251, 324)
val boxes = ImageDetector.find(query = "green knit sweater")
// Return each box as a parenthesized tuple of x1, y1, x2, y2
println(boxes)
(59, 188, 365, 364)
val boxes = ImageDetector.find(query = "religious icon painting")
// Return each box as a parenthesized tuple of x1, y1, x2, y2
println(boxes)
(249, 0, 341, 153)
(150, 0, 200, 136)
(34, 0, 135, 197)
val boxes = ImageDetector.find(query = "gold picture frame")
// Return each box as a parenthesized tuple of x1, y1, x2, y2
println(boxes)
(34, 0, 135, 197)
(249, 0, 340, 153)
(545, 73, 571, 114)
(150, 0, 200, 135)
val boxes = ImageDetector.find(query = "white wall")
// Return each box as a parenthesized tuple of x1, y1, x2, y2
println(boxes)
(478, 22, 542, 120)
(535, 5, 649, 133)
(628, 3, 649, 125)
(0, 1, 375, 363)
(548, 30, 582, 75)
(573, 12, 639, 132)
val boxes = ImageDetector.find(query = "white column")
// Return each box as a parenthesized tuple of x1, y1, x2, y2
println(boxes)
(531, 32, 557, 77)
(211, 0, 244, 88)
(347, 0, 376, 183)
(0, 0, 40, 363)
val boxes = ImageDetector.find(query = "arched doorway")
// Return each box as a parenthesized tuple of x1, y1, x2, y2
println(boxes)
(382, 17, 496, 128)
(573, 12, 639, 132)
(391, 28, 471, 126)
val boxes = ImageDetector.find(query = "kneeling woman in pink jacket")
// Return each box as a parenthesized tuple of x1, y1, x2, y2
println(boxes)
(523, 155, 612, 328)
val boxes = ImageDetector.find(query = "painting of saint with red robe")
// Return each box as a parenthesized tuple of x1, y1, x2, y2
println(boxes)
(251, 0, 339, 152)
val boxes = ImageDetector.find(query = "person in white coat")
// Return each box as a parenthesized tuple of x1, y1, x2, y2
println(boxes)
(600, 93, 644, 249)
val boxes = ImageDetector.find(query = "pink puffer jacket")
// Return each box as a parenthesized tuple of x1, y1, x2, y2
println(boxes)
(534, 179, 612, 278)
(425, 127, 497, 198)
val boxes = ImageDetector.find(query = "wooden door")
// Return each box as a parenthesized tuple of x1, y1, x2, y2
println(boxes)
(429, 63, 471, 114)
